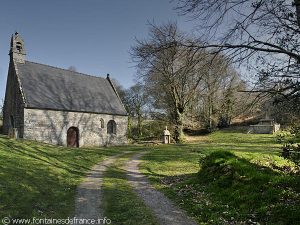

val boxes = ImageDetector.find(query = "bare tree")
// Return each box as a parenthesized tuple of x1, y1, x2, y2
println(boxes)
(124, 83, 149, 138)
(132, 23, 211, 142)
(175, 0, 300, 101)
(202, 54, 229, 129)
(191, 57, 248, 129)
(217, 70, 248, 127)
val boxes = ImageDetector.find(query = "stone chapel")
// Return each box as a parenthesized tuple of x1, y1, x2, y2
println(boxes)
(3, 32, 128, 147)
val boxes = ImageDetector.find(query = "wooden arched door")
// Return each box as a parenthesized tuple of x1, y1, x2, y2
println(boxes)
(67, 127, 79, 147)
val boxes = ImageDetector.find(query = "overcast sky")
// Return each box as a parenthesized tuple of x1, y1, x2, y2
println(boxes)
(0, 0, 197, 102)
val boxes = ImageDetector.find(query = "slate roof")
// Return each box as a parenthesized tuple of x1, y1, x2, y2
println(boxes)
(16, 61, 127, 116)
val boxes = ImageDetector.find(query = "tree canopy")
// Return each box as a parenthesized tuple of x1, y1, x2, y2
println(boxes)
(175, 0, 300, 101)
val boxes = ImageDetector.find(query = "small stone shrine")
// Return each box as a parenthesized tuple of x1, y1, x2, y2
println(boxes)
(249, 110, 280, 134)
(163, 127, 171, 144)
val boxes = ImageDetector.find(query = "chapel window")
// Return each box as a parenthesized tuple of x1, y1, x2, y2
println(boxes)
(107, 120, 116, 134)
(100, 118, 104, 128)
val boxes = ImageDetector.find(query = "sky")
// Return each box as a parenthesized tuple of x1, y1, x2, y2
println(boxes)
(0, 0, 196, 102)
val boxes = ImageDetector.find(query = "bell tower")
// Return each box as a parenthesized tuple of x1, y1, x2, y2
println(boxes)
(9, 32, 26, 63)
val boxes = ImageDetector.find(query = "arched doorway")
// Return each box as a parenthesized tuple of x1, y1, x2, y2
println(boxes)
(67, 127, 79, 147)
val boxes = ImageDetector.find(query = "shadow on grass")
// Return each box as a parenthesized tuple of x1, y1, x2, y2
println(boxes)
(157, 151, 300, 225)
(0, 136, 129, 219)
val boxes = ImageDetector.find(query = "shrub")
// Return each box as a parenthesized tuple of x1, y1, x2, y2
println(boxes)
(275, 130, 295, 144)
(275, 127, 300, 165)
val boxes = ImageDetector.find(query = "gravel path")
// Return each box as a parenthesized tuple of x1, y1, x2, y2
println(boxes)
(73, 154, 123, 221)
(125, 152, 199, 225)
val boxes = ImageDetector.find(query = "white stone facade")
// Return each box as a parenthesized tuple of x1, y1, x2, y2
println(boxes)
(23, 108, 128, 146)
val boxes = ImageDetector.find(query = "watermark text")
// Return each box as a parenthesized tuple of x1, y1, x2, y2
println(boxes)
(1, 217, 112, 225)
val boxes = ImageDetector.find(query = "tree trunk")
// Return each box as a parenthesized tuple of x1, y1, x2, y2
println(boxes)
(208, 100, 213, 130)
(174, 108, 184, 143)
(295, 0, 300, 28)
(207, 89, 214, 131)
(137, 113, 142, 138)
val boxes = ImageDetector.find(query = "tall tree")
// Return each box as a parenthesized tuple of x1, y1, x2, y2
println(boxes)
(192, 60, 248, 129)
(132, 23, 209, 142)
(125, 83, 148, 138)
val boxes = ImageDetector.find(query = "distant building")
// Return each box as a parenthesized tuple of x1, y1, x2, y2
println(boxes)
(3, 32, 128, 147)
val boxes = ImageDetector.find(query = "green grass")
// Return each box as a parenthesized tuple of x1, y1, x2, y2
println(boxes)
(2, 129, 300, 224)
(0, 135, 133, 220)
(140, 130, 300, 225)
(102, 153, 159, 225)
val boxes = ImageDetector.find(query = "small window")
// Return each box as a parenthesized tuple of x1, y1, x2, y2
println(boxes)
(107, 120, 116, 134)
(100, 118, 104, 128)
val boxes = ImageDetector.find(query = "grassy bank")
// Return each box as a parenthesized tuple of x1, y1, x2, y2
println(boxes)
(140, 130, 300, 224)
(0, 135, 131, 220)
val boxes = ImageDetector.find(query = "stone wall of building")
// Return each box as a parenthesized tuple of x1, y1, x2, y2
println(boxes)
(248, 119, 280, 134)
(3, 60, 25, 137)
(23, 108, 128, 146)
(249, 125, 273, 134)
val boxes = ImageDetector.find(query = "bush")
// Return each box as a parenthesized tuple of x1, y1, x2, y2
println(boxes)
(275, 127, 300, 164)
(275, 130, 295, 144)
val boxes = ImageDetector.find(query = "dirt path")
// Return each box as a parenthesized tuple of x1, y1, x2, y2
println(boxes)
(125, 152, 198, 225)
(73, 154, 124, 221)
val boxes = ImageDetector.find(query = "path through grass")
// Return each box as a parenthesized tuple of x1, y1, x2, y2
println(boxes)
(102, 153, 159, 225)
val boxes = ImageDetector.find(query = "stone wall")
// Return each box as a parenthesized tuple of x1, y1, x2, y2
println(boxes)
(249, 125, 273, 134)
(249, 124, 280, 134)
(23, 108, 128, 146)
(3, 60, 25, 137)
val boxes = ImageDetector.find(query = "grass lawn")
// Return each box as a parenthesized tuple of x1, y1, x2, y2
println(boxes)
(102, 153, 159, 225)
(0, 135, 133, 220)
(140, 129, 300, 225)
(1, 128, 300, 225)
